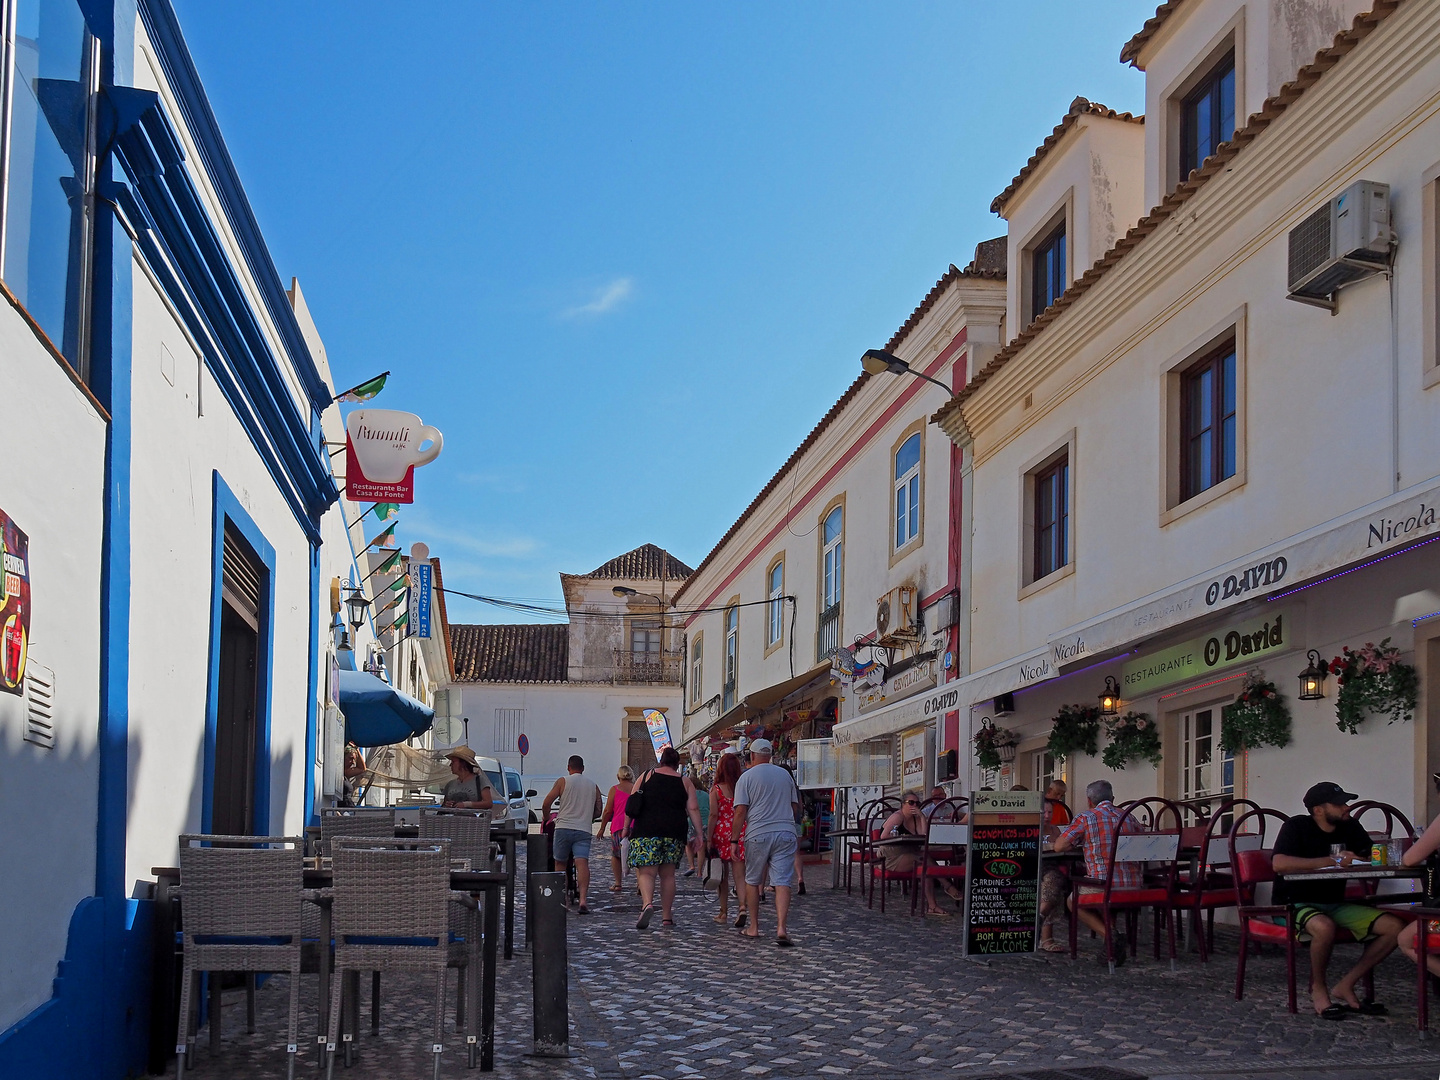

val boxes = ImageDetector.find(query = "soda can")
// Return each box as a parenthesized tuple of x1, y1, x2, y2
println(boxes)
(1371, 843, 1387, 866)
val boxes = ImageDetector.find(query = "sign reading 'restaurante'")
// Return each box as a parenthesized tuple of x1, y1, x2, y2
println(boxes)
(344, 409, 443, 504)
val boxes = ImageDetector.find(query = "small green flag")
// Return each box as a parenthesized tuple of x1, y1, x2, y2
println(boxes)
(334, 371, 389, 403)
(374, 503, 399, 521)
(364, 550, 400, 581)
(366, 522, 397, 551)
(387, 574, 408, 592)
(388, 611, 409, 632)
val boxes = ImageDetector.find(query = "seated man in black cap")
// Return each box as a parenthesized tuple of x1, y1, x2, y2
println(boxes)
(1271, 781, 1404, 1019)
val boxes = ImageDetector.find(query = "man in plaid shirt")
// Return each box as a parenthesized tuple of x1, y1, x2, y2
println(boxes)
(1054, 779, 1139, 963)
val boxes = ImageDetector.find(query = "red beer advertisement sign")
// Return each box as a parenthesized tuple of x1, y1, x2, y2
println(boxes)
(0, 508, 30, 696)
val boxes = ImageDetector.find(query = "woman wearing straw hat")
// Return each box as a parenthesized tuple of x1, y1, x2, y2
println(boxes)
(441, 746, 495, 811)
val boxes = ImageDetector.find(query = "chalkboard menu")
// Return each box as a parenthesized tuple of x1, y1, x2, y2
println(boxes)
(963, 791, 1043, 956)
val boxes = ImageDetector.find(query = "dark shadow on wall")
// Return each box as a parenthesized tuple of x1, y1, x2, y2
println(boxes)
(0, 729, 154, 1080)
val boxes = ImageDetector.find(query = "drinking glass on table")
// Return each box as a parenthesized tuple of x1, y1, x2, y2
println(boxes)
(1330, 843, 1345, 868)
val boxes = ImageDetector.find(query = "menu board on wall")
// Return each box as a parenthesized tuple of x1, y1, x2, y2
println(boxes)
(963, 791, 1043, 956)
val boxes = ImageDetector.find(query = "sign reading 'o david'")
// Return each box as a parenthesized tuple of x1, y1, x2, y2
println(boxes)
(345, 409, 443, 504)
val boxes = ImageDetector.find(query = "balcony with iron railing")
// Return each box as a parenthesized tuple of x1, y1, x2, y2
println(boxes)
(612, 648, 684, 684)
(815, 603, 841, 663)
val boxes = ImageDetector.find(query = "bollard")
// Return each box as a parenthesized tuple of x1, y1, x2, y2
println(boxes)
(529, 871, 569, 1057)
(525, 832, 551, 948)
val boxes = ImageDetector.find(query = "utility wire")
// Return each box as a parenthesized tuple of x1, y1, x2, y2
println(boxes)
(434, 585, 796, 622)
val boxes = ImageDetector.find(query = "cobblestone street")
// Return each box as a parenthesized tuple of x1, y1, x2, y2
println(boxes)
(173, 854, 1440, 1080)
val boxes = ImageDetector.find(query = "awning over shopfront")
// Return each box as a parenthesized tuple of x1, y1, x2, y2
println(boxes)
(832, 680, 959, 746)
(337, 668, 435, 748)
(682, 662, 834, 745)
(954, 474, 1440, 713)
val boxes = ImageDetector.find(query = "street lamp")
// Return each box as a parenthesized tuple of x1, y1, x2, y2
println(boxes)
(860, 348, 954, 395)
(1297, 650, 1329, 700)
(345, 585, 371, 634)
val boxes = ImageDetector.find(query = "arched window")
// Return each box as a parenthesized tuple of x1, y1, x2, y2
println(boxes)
(817, 505, 843, 660)
(723, 605, 739, 711)
(767, 560, 785, 646)
(822, 507, 843, 612)
(894, 432, 921, 549)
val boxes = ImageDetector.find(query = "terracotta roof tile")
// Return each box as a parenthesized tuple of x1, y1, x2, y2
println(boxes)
(674, 241, 1005, 603)
(991, 97, 1143, 216)
(450, 623, 568, 683)
(584, 543, 693, 581)
(935, 0, 1403, 433)
(1121, 1, 1188, 67)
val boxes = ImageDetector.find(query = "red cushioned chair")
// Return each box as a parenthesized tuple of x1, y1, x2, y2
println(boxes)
(1177, 798, 1263, 961)
(1229, 806, 1376, 1012)
(1069, 798, 1183, 973)
(847, 797, 896, 898)
(909, 798, 969, 916)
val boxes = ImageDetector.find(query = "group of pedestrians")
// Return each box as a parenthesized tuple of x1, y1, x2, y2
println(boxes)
(582, 739, 803, 945)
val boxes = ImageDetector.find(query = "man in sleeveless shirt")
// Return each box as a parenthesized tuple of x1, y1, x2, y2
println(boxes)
(542, 756, 603, 913)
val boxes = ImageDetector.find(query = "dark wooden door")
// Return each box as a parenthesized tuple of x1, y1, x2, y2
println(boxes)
(626, 720, 653, 776)
(213, 602, 259, 836)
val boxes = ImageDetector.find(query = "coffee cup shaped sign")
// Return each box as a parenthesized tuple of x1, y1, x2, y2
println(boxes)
(347, 409, 443, 484)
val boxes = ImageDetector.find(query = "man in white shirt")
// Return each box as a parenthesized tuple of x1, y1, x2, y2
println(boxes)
(542, 756, 603, 913)
(731, 739, 801, 946)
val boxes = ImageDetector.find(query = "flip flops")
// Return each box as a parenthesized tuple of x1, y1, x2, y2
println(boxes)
(1340, 1001, 1388, 1016)
(577, 904, 590, 915)
(1038, 939, 1067, 953)
(1319, 1003, 1349, 1021)
(661, 919, 676, 928)
(775, 934, 796, 947)
(732, 912, 748, 930)
(636, 905, 654, 930)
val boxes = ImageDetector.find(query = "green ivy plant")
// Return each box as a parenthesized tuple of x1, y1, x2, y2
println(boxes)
(1220, 673, 1292, 754)
(1047, 703, 1102, 762)
(1330, 638, 1420, 734)
(1102, 712, 1162, 771)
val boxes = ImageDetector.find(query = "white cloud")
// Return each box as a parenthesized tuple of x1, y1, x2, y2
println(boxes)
(401, 516, 538, 559)
(561, 277, 634, 319)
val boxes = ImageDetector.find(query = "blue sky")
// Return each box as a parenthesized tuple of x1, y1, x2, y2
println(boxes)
(172, 2, 1151, 623)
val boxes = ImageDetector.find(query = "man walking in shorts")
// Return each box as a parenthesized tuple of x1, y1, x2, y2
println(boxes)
(542, 756, 603, 914)
(730, 739, 800, 946)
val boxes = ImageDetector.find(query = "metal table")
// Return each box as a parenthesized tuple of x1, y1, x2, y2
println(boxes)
(825, 827, 868, 890)
(490, 825, 525, 959)
(1277, 865, 1424, 882)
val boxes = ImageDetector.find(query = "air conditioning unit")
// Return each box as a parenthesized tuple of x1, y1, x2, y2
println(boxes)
(875, 585, 918, 643)
(1286, 180, 1392, 310)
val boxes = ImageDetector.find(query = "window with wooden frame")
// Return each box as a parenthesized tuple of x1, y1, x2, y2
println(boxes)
(1029, 220, 1067, 323)
(1179, 50, 1235, 181)
(766, 559, 785, 648)
(1180, 339, 1237, 501)
(1032, 455, 1070, 581)
(893, 432, 921, 551)
(817, 503, 844, 661)
(723, 603, 739, 712)
(689, 633, 703, 704)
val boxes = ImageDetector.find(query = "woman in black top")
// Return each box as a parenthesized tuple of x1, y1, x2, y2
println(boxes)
(625, 746, 704, 929)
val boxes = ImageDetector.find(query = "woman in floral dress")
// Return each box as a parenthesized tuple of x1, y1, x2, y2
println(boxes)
(706, 751, 746, 927)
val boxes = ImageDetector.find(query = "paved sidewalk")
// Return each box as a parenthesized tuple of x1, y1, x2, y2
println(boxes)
(168, 855, 1440, 1080)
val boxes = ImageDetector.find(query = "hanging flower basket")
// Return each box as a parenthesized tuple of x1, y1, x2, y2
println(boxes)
(1102, 712, 1162, 771)
(1220, 673, 1292, 754)
(1330, 638, 1419, 734)
(974, 721, 1019, 772)
(1047, 703, 1102, 762)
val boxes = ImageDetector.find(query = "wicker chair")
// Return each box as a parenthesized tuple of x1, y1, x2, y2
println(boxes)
(319, 807, 395, 855)
(419, 810, 492, 1023)
(324, 838, 456, 1079)
(176, 835, 305, 1080)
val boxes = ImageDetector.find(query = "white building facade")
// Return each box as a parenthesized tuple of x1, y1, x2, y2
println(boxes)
(934, 0, 1440, 824)
(445, 545, 690, 788)
(676, 245, 1006, 792)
